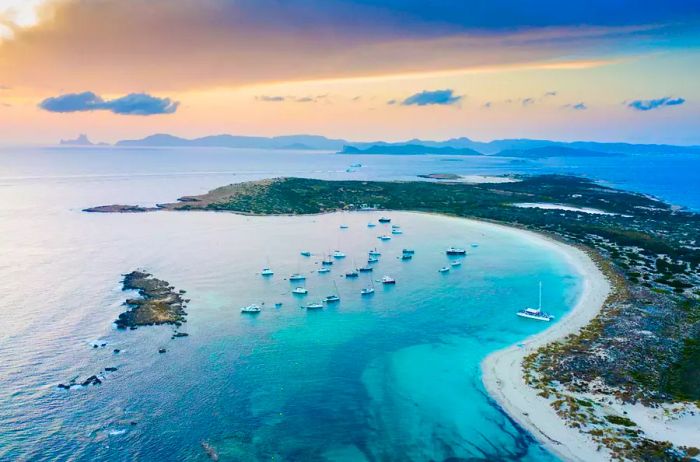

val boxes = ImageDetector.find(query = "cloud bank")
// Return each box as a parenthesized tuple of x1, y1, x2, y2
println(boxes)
(627, 97, 685, 111)
(401, 89, 461, 106)
(39, 92, 179, 115)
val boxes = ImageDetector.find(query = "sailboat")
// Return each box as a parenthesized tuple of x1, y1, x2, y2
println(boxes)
(438, 266, 450, 273)
(333, 250, 346, 258)
(380, 275, 396, 284)
(292, 287, 308, 295)
(323, 281, 341, 303)
(361, 278, 375, 295)
(261, 257, 274, 276)
(517, 282, 554, 321)
(289, 258, 306, 281)
(303, 302, 324, 310)
(367, 222, 377, 228)
(300, 251, 312, 257)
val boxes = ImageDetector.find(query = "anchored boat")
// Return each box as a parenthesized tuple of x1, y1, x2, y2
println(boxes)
(446, 247, 467, 255)
(517, 282, 554, 321)
(241, 304, 261, 314)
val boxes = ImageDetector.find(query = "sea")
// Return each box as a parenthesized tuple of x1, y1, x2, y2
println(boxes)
(0, 146, 698, 461)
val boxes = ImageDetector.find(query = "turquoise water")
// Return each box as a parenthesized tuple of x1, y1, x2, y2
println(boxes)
(0, 148, 588, 461)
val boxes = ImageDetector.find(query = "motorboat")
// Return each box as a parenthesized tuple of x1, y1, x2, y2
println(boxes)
(446, 247, 467, 255)
(261, 268, 274, 276)
(345, 271, 359, 278)
(241, 304, 261, 314)
(358, 266, 373, 272)
(367, 256, 379, 264)
(381, 276, 396, 284)
(361, 287, 375, 295)
(292, 287, 308, 295)
(339, 224, 349, 229)
(391, 229, 403, 235)
(378, 217, 391, 223)
(438, 266, 450, 273)
(289, 273, 306, 281)
(300, 251, 312, 257)
(378, 235, 392, 241)
(451, 260, 462, 267)
(367, 222, 377, 228)
(401, 254, 412, 260)
(333, 250, 346, 258)
(369, 249, 381, 256)
(318, 267, 331, 274)
(402, 249, 415, 254)
(304, 302, 324, 310)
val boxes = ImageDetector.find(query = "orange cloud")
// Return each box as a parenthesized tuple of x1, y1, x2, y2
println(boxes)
(0, 0, 652, 93)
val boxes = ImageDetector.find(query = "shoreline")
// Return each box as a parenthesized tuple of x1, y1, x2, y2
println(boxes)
(481, 230, 612, 462)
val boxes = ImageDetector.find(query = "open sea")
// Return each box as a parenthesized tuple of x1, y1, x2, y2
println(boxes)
(1, 146, 698, 461)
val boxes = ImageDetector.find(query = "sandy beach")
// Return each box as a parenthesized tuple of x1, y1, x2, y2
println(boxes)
(481, 231, 612, 461)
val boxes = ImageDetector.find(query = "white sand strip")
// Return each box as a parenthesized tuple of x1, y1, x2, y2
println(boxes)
(481, 231, 612, 461)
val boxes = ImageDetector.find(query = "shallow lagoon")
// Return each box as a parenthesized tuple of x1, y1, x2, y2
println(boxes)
(1, 200, 581, 461)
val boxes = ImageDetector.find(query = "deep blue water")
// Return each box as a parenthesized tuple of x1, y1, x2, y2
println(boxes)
(0, 146, 696, 461)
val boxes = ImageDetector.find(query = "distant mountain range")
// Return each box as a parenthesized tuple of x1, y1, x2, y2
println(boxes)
(340, 144, 482, 156)
(115, 133, 345, 150)
(63, 132, 700, 158)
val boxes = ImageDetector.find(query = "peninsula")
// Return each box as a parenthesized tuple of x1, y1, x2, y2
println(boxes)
(89, 175, 700, 460)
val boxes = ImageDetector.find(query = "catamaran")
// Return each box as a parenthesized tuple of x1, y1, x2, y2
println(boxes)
(446, 247, 467, 255)
(517, 282, 554, 321)
(381, 275, 396, 284)
(292, 287, 308, 295)
(241, 304, 261, 313)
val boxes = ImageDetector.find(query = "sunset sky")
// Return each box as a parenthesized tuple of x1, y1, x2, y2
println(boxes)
(1, 0, 699, 145)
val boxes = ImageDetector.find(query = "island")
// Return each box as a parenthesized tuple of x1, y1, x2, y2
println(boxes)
(89, 175, 700, 460)
(116, 271, 189, 329)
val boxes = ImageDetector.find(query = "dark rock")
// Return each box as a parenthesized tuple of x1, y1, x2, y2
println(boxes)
(81, 375, 102, 386)
(58, 383, 71, 390)
(113, 349, 121, 354)
(158, 348, 167, 354)
(105, 367, 118, 372)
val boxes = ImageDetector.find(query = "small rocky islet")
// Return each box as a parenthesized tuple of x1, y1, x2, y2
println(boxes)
(116, 270, 188, 329)
(57, 271, 189, 390)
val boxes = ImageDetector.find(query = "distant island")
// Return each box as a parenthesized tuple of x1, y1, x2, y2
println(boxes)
(59, 134, 109, 146)
(340, 144, 482, 155)
(87, 175, 700, 460)
(67, 132, 700, 157)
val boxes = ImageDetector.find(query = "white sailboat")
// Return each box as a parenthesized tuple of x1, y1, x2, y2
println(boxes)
(517, 282, 554, 321)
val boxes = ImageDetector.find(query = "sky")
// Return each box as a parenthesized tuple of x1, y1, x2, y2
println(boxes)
(0, 0, 699, 145)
